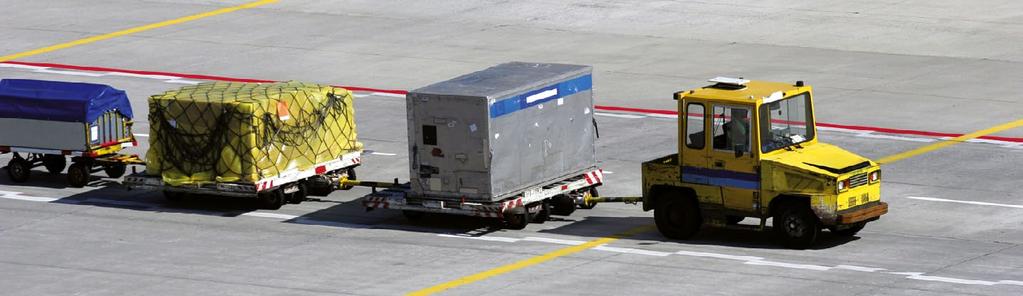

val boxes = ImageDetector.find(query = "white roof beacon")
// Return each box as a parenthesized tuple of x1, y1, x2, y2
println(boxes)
(708, 76, 749, 87)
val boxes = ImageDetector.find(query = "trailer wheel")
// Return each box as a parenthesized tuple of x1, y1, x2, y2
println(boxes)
(504, 213, 529, 230)
(67, 162, 91, 188)
(6, 157, 31, 183)
(402, 210, 426, 221)
(830, 222, 866, 237)
(550, 194, 576, 216)
(288, 183, 307, 204)
(578, 187, 598, 209)
(654, 193, 701, 239)
(259, 190, 285, 210)
(340, 168, 357, 190)
(104, 164, 127, 178)
(531, 201, 551, 223)
(42, 154, 66, 174)
(774, 203, 821, 249)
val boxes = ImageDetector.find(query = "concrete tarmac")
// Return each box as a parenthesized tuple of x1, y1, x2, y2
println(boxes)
(1, 1, 1022, 295)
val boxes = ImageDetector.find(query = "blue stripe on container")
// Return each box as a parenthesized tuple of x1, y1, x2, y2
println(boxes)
(488, 74, 592, 118)
(681, 166, 760, 190)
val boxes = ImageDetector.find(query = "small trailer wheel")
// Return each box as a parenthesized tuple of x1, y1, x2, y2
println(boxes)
(531, 201, 551, 223)
(42, 154, 66, 174)
(67, 162, 91, 188)
(259, 189, 285, 210)
(6, 157, 32, 183)
(549, 194, 576, 216)
(288, 183, 308, 204)
(504, 213, 530, 230)
(104, 163, 127, 178)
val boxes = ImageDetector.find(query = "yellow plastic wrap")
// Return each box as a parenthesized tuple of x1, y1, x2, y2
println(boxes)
(146, 81, 362, 186)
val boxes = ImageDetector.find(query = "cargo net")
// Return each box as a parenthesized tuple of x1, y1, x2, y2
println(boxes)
(146, 81, 361, 186)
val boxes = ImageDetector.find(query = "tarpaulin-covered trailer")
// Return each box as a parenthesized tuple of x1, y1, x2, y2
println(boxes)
(123, 81, 363, 209)
(0, 79, 140, 187)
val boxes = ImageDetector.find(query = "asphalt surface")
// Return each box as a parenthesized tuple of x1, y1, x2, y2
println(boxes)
(1, 1, 1022, 295)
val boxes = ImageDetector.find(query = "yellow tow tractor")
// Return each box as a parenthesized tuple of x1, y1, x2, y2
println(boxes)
(595, 77, 888, 248)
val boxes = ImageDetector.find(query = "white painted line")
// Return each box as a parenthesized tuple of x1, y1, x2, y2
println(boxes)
(241, 212, 299, 220)
(292, 217, 372, 229)
(134, 133, 149, 137)
(104, 72, 180, 80)
(33, 69, 106, 77)
(674, 250, 763, 261)
(352, 93, 370, 98)
(906, 196, 1023, 209)
(0, 63, 48, 70)
(369, 92, 405, 98)
(522, 236, 585, 245)
(834, 265, 886, 272)
(889, 272, 997, 286)
(164, 79, 201, 85)
(594, 245, 672, 256)
(998, 280, 1023, 286)
(0, 194, 61, 203)
(594, 112, 644, 119)
(370, 152, 397, 156)
(745, 260, 832, 271)
(645, 113, 679, 119)
(854, 133, 937, 143)
(602, 171, 614, 174)
(437, 234, 521, 243)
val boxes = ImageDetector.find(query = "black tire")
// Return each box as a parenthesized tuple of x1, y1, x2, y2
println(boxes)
(259, 190, 285, 210)
(578, 187, 598, 209)
(831, 222, 866, 237)
(549, 194, 576, 216)
(67, 162, 91, 188)
(726, 215, 745, 225)
(104, 163, 127, 178)
(531, 201, 551, 223)
(6, 157, 31, 183)
(504, 213, 529, 230)
(163, 190, 185, 202)
(402, 210, 426, 221)
(653, 194, 702, 239)
(288, 183, 308, 204)
(774, 203, 821, 249)
(340, 168, 357, 190)
(42, 154, 66, 174)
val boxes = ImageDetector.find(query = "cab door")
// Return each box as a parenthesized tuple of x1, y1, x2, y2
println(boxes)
(678, 100, 721, 205)
(707, 104, 760, 213)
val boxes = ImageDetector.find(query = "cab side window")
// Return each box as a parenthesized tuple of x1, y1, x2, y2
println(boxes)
(712, 105, 751, 152)
(685, 103, 705, 149)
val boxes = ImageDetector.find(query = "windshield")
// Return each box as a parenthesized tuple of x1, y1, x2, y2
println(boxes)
(759, 93, 814, 153)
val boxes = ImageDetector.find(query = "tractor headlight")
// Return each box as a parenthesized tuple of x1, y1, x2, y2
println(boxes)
(837, 179, 850, 192)
(869, 171, 880, 184)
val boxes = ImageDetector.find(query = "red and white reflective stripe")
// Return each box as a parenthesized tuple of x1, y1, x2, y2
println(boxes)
(584, 169, 603, 185)
(364, 196, 389, 209)
(257, 180, 275, 192)
(500, 198, 524, 213)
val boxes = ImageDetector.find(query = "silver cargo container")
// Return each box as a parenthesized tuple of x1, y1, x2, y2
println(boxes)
(407, 62, 595, 202)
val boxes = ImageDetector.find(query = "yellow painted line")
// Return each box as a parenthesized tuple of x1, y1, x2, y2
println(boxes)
(878, 118, 1023, 164)
(407, 225, 655, 296)
(0, 0, 277, 63)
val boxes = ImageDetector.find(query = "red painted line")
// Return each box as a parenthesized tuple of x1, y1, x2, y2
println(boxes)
(4, 61, 1022, 143)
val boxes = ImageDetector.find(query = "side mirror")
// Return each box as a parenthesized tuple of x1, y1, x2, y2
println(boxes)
(734, 144, 746, 158)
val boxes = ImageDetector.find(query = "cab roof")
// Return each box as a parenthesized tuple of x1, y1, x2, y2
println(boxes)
(678, 79, 805, 105)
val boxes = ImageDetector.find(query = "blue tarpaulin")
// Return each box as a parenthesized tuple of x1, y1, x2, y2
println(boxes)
(0, 79, 133, 123)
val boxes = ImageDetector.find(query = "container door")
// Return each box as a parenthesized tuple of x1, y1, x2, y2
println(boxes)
(680, 101, 721, 204)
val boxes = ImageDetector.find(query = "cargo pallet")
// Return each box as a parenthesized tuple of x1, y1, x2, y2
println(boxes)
(353, 168, 604, 229)
(124, 151, 363, 210)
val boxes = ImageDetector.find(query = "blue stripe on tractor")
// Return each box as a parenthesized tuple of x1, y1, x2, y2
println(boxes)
(488, 74, 592, 118)
(681, 166, 760, 190)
